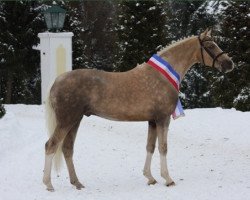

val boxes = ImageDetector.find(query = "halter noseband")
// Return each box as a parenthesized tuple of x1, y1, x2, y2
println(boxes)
(198, 34, 226, 68)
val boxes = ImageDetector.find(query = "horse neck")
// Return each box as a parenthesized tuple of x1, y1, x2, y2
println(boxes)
(158, 36, 200, 81)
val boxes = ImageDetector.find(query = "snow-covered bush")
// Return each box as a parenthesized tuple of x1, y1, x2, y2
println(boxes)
(0, 98, 6, 118)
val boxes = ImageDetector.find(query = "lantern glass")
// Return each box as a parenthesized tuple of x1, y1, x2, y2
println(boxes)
(44, 12, 52, 29)
(58, 13, 66, 29)
(51, 12, 59, 29)
(44, 5, 66, 32)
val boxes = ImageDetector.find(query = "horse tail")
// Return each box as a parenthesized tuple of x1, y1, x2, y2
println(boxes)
(45, 88, 63, 172)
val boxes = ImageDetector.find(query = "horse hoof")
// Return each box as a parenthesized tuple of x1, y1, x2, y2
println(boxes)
(76, 185, 85, 190)
(75, 182, 85, 190)
(166, 181, 175, 187)
(148, 179, 157, 185)
(46, 187, 55, 192)
(44, 182, 55, 192)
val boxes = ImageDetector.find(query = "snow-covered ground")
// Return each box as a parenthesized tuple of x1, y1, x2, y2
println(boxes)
(0, 105, 250, 200)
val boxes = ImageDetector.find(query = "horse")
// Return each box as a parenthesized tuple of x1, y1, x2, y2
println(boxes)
(43, 29, 234, 191)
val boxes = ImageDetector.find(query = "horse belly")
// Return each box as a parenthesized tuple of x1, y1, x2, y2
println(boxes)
(91, 100, 154, 122)
(94, 111, 152, 122)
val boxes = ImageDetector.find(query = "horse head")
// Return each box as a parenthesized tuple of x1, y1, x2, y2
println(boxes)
(198, 28, 234, 73)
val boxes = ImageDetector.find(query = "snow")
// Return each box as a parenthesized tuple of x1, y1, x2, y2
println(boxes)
(233, 87, 250, 103)
(206, 1, 229, 15)
(148, 6, 156, 11)
(119, 25, 125, 30)
(1, 105, 250, 200)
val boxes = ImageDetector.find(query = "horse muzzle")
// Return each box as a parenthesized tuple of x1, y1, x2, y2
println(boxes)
(220, 59, 234, 73)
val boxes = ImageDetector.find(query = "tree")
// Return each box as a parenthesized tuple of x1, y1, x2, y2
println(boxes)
(115, 0, 168, 72)
(63, 1, 117, 71)
(0, 0, 248, 111)
(209, 0, 250, 111)
(0, 98, 5, 118)
(59, 1, 86, 69)
(0, 1, 45, 104)
(164, 0, 219, 108)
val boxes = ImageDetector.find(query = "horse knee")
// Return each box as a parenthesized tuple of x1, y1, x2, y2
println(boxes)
(158, 143, 167, 155)
(146, 144, 156, 154)
(62, 144, 73, 158)
(45, 138, 60, 154)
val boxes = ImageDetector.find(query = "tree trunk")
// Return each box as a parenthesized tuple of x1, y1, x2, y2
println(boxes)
(5, 72, 13, 104)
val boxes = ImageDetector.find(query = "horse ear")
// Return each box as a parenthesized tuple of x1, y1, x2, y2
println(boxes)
(207, 28, 212, 37)
(200, 28, 212, 40)
(200, 28, 208, 40)
(203, 28, 212, 36)
(204, 28, 209, 34)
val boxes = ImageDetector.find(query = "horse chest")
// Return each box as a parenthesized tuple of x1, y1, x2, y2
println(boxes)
(151, 89, 178, 115)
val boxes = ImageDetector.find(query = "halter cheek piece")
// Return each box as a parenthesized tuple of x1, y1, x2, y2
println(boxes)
(198, 34, 226, 68)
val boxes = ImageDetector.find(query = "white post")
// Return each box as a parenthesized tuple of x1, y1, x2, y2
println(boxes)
(38, 32, 74, 104)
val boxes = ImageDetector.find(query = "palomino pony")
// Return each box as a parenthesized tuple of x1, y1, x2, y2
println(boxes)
(43, 29, 234, 191)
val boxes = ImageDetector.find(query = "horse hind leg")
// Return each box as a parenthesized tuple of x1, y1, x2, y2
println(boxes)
(143, 121, 157, 185)
(62, 121, 85, 190)
(43, 126, 68, 191)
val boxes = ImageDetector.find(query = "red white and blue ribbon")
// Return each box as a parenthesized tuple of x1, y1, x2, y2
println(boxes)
(147, 54, 185, 120)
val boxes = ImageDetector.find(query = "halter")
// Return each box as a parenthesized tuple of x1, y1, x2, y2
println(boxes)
(198, 34, 226, 68)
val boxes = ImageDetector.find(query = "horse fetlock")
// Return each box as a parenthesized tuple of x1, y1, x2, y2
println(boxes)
(148, 179, 157, 185)
(71, 180, 85, 189)
(166, 181, 175, 187)
(47, 186, 55, 192)
(143, 170, 156, 185)
(43, 178, 54, 191)
(43, 174, 49, 184)
(161, 171, 172, 180)
(143, 169, 150, 177)
(160, 171, 175, 186)
(76, 184, 85, 190)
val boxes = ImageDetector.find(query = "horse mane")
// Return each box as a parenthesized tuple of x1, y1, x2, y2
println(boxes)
(136, 35, 196, 68)
(157, 35, 196, 55)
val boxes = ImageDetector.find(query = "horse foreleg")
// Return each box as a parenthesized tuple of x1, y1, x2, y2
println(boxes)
(156, 118, 175, 187)
(62, 121, 85, 190)
(143, 121, 157, 185)
(43, 126, 67, 191)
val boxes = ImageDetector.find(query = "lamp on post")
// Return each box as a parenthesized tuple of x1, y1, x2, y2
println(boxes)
(38, 4, 73, 104)
(44, 5, 66, 32)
